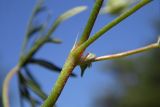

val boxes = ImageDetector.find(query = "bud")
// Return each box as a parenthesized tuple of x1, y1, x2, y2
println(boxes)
(79, 53, 96, 77)
(101, 0, 137, 15)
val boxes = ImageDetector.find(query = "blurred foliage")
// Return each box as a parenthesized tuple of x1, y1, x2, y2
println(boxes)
(3, 0, 86, 106)
(93, 14, 160, 107)
(101, 0, 138, 15)
(0, 67, 4, 107)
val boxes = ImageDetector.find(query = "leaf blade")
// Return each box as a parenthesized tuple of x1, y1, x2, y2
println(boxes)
(47, 6, 87, 34)
(29, 58, 77, 77)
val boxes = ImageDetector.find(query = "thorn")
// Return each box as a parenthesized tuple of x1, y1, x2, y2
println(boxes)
(71, 32, 79, 51)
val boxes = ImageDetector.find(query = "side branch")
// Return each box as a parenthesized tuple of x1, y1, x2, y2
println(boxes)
(2, 65, 20, 107)
(78, 0, 104, 45)
(77, 0, 152, 52)
(94, 42, 160, 62)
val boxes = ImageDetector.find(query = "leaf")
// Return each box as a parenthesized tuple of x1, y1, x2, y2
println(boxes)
(47, 38, 62, 44)
(80, 62, 93, 77)
(19, 72, 47, 101)
(33, 0, 46, 16)
(29, 58, 77, 77)
(24, 66, 41, 88)
(18, 73, 36, 106)
(34, 5, 47, 17)
(26, 79, 48, 100)
(49, 6, 87, 33)
(80, 63, 89, 77)
(28, 25, 44, 37)
(29, 58, 61, 71)
(58, 6, 87, 22)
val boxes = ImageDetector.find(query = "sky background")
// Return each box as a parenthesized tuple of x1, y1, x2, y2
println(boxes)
(0, 0, 159, 107)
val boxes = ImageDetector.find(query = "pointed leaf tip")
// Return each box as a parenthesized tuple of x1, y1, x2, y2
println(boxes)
(29, 58, 77, 77)
(59, 6, 87, 22)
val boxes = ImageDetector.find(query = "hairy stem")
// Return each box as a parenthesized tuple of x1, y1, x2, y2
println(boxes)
(41, 1, 105, 106)
(2, 65, 20, 107)
(40, 0, 153, 106)
(41, 52, 78, 107)
(94, 43, 159, 62)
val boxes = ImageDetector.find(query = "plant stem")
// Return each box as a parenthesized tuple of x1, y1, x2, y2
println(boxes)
(3, 36, 48, 107)
(93, 43, 159, 62)
(2, 65, 20, 107)
(41, 52, 78, 107)
(40, 0, 153, 106)
(77, 0, 152, 52)
(78, 0, 104, 45)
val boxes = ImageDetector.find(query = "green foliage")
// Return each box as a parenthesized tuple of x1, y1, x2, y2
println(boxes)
(3, 0, 87, 107)
(101, 0, 137, 15)
(3, 0, 159, 107)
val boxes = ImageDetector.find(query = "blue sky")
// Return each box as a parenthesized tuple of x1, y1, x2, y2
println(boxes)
(0, 0, 159, 107)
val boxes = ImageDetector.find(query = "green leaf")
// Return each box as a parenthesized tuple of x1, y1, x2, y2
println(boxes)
(80, 63, 89, 77)
(24, 66, 41, 88)
(29, 58, 77, 77)
(47, 38, 62, 44)
(58, 6, 87, 22)
(48, 6, 87, 33)
(29, 58, 61, 71)
(28, 25, 44, 37)
(26, 78, 48, 100)
(19, 72, 47, 101)
(33, 0, 46, 16)
(100, 0, 136, 15)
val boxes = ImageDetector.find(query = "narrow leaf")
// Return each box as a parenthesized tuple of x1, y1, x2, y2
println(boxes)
(58, 6, 87, 22)
(28, 25, 44, 37)
(48, 6, 87, 33)
(26, 79, 47, 100)
(29, 58, 77, 77)
(29, 58, 61, 71)
(47, 38, 62, 44)
(33, 0, 46, 16)
(24, 66, 41, 88)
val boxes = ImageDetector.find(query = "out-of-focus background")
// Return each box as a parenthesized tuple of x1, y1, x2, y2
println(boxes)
(0, 0, 160, 107)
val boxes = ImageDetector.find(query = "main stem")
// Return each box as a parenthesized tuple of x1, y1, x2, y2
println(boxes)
(41, 52, 79, 107)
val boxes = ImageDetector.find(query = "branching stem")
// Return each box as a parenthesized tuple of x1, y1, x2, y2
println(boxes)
(41, 0, 152, 107)
(77, 0, 152, 52)
(78, 0, 104, 45)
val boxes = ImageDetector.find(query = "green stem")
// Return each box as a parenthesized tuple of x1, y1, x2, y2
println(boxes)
(40, 0, 152, 106)
(93, 43, 159, 62)
(77, 0, 152, 52)
(19, 38, 48, 66)
(41, 52, 78, 107)
(40, 1, 105, 106)
(78, 0, 104, 45)
(2, 65, 20, 107)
